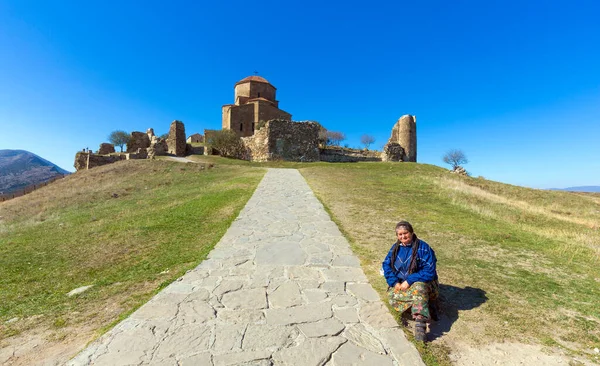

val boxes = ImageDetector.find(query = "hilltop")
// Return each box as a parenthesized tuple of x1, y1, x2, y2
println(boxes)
(1, 157, 599, 365)
(0, 150, 70, 194)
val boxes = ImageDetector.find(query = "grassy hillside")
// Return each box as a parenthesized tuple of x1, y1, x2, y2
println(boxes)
(0, 160, 265, 360)
(2, 156, 598, 364)
(300, 162, 599, 364)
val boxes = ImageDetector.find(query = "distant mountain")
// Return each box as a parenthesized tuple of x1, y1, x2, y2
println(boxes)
(0, 150, 70, 194)
(549, 186, 600, 193)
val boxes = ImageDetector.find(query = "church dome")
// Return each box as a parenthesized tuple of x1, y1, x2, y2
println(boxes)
(235, 75, 270, 85)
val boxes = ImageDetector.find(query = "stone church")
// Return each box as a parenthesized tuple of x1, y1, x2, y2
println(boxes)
(221, 76, 292, 137)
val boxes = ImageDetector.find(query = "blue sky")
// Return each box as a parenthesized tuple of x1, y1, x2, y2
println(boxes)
(1, 1, 598, 189)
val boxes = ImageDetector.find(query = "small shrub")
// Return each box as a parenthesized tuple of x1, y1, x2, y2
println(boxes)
(206, 130, 245, 158)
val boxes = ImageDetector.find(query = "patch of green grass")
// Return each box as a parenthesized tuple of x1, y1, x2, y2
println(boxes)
(300, 162, 600, 364)
(0, 160, 265, 341)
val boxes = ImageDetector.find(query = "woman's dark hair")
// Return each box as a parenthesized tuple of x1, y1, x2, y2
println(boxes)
(391, 221, 420, 275)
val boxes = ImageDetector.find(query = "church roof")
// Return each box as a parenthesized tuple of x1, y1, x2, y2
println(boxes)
(235, 75, 270, 85)
(248, 97, 273, 103)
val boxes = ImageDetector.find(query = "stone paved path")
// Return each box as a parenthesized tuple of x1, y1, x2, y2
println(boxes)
(69, 169, 424, 366)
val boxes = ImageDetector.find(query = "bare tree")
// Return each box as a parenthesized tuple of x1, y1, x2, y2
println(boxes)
(326, 131, 346, 146)
(318, 125, 329, 147)
(443, 149, 468, 170)
(360, 134, 375, 150)
(108, 130, 130, 152)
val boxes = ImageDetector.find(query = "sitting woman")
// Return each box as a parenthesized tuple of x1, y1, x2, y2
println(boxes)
(382, 220, 439, 342)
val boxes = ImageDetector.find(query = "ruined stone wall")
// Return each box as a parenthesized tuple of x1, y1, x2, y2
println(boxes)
(167, 120, 186, 156)
(319, 148, 382, 163)
(241, 125, 269, 161)
(241, 120, 319, 162)
(127, 132, 151, 153)
(74, 151, 147, 171)
(387, 114, 416, 162)
(98, 143, 115, 155)
(74, 152, 125, 171)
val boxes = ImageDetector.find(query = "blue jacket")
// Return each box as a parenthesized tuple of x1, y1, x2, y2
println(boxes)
(382, 239, 438, 287)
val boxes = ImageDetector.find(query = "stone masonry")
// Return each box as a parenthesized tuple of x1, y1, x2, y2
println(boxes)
(381, 143, 405, 162)
(68, 169, 424, 366)
(385, 115, 417, 162)
(167, 120, 186, 157)
(97, 143, 115, 155)
(242, 120, 320, 162)
(127, 132, 151, 153)
(320, 147, 382, 163)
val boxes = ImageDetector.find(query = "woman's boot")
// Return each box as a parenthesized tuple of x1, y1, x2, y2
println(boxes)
(414, 320, 427, 342)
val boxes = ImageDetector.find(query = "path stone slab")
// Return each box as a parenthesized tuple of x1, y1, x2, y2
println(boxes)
(272, 336, 347, 366)
(379, 327, 426, 366)
(220, 288, 267, 310)
(298, 317, 345, 337)
(343, 323, 386, 354)
(179, 353, 212, 366)
(152, 323, 213, 361)
(269, 281, 303, 308)
(212, 350, 271, 366)
(266, 302, 332, 325)
(359, 302, 399, 329)
(334, 307, 359, 323)
(321, 267, 368, 282)
(331, 255, 361, 267)
(346, 283, 381, 302)
(213, 323, 245, 354)
(256, 242, 307, 265)
(216, 309, 265, 324)
(331, 342, 393, 366)
(242, 324, 299, 352)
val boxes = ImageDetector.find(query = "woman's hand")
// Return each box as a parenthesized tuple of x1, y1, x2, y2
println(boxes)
(394, 281, 410, 293)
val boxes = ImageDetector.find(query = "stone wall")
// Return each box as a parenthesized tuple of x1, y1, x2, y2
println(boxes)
(386, 114, 416, 162)
(127, 132, 151, 153)
(186, 144, 204, 155)
(74, 152, 125, 171)
(167, 120, 186, 156)
(74, 152, 146, 171)
(241, 120, 320, 162)
(98, 143, 115, 155)
(381, 143, 405, 162)
(319, 148, 382, 163)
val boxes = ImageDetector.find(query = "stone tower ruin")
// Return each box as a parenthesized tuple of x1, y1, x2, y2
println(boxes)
(167, 120, 186, 157)
(386, 114, 417, 162)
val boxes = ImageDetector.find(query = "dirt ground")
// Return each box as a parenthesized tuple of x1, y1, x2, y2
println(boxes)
(429, 314, 598, 366)
(0, 326, 95, 366)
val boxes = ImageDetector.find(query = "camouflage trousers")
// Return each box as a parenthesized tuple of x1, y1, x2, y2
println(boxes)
(387, 281, 439, 320)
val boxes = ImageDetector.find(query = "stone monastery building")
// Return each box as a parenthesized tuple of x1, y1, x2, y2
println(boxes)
(221, 76, 292, 137)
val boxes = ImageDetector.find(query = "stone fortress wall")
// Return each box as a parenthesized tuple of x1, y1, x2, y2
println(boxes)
(74, 121, 195, 171)
(241, 120, 321, 162)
